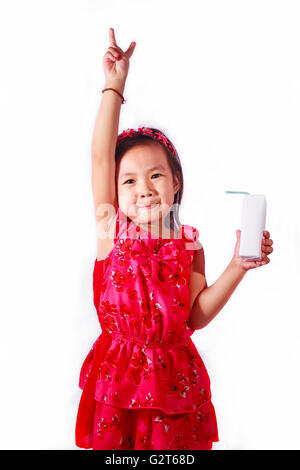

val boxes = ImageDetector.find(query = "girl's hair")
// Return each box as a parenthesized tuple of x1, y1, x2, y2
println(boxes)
(115, 127, 184, 233)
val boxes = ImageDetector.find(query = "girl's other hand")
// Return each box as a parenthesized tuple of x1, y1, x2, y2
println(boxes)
(232, 230, 274, 272)
(103, 27, 136, 85)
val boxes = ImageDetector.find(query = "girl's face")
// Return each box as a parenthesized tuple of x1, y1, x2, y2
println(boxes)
(116, 142, 180, 231)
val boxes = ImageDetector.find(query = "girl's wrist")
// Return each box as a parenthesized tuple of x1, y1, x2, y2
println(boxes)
(104, 79, 126, 95)
(230, 257, 247, 276)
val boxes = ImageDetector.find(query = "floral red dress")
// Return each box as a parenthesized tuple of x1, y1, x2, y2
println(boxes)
(75, 207, 219, 450)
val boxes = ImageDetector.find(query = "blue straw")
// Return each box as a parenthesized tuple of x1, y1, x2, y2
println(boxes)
(225, 191, 250, 194)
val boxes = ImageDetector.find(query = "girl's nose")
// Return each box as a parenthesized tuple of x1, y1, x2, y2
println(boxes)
(140, 189, 153, 197)
(138, 183, 153, 197)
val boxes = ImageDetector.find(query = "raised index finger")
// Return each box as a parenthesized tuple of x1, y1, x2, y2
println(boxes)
(109, 27, 117, 47)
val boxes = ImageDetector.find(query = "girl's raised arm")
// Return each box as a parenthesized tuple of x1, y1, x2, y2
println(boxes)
(91, 28, 136, 260)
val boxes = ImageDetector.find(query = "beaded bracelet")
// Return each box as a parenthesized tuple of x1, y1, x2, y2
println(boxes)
(102, 87, 126, 104)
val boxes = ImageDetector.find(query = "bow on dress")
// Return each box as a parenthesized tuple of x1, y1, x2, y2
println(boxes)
(129, 238, 188, 284)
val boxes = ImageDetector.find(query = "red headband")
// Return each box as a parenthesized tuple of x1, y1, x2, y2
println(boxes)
(116, 127, 177, 156)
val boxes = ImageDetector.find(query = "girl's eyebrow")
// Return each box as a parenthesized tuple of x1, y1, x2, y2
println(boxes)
(120, 165, 166, 178)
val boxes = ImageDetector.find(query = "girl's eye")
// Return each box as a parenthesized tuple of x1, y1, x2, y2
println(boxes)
(124, 174, 161, 185)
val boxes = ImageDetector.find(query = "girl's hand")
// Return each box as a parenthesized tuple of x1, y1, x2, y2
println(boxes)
(103, 27, 136, 85)
(232, 230, 274, 272)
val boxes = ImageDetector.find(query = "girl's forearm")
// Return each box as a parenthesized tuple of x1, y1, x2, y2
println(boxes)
(91, 79, 125, 161)
(190, 260, 247, 330)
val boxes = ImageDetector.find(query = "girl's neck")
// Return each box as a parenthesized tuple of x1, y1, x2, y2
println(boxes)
(136, 219, 179, 239)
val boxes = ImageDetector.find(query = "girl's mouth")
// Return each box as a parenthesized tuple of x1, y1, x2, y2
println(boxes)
(139, 204, 159, 210)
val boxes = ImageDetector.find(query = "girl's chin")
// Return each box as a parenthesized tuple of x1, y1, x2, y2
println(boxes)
(126, 205, 169, 223)
(137, 206, 162, 217)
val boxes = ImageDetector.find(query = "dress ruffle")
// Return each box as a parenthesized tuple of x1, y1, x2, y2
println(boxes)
(92, 400, 217, 450)
(76, 330, 219, 449)
(78, 329, 212, 414)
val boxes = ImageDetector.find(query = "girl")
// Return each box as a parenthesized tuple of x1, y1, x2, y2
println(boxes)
(75, 27, 274, 451)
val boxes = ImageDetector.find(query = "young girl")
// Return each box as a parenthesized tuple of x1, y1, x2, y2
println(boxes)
(75, 27, 274, 451)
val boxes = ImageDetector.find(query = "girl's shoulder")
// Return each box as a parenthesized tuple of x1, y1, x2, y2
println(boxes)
(180, 223, 203, 251)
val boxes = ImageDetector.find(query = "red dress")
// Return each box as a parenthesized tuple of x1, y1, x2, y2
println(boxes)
(75, 207, 219, 450)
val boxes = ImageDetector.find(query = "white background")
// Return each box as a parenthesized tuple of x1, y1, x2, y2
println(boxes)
(0, 0, 299, 450)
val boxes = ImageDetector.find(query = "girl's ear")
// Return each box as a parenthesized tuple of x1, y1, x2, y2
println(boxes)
(173, 173, 181, 194)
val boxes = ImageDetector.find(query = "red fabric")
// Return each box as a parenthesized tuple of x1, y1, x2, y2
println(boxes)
(75, 330, 111, 448)
(75, 208, 219, 449)
(91, 401, 214, 450)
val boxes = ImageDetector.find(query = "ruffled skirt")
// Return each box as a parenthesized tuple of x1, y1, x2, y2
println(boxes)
(92, 400, 217, 450)
(75, 331, 219, 450)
